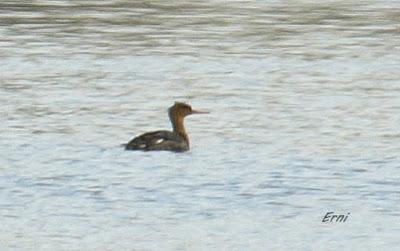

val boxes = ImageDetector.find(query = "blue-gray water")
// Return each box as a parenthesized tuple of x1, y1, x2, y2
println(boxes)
(2, 1, 400, 250)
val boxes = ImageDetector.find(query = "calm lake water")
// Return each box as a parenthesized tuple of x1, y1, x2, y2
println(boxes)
(1, 0, 400, 250)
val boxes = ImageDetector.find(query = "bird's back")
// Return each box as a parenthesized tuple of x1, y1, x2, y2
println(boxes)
(125, 130, 189, 152)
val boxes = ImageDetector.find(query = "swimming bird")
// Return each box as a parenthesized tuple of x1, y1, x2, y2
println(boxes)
(125, 102, 208, 152)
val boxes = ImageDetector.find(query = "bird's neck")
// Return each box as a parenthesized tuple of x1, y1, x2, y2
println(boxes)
(171, 116, 188, 141)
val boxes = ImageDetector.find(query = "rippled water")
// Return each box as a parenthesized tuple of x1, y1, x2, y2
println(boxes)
(2, 0, 400, 250)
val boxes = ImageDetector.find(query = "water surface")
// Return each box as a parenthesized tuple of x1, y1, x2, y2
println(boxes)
(2, 0, 400, 250)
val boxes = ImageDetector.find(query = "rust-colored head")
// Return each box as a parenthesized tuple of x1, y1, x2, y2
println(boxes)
(168, 102, 208, 119)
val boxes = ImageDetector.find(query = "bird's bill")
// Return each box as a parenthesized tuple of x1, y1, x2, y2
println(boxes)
(191, 109, 209, 114)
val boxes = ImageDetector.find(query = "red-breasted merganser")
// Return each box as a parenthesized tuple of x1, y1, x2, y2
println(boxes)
(125, 102, 208, 152)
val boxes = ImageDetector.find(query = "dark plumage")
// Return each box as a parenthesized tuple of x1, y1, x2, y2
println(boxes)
(125, 102, 208, 152)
